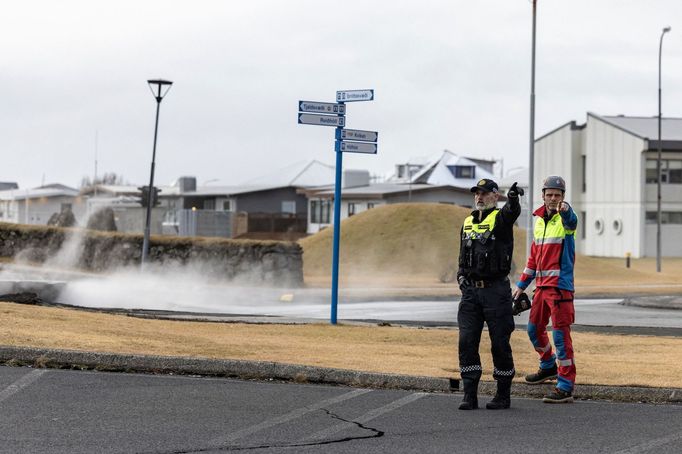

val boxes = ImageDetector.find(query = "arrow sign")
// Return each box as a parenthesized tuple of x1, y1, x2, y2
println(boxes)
(336, 89, 374, 102)
(299, 101, 346, 115)
(335, 140, 377, 154)
(298, 113, 345, 127)
(336, 128, 378, 143)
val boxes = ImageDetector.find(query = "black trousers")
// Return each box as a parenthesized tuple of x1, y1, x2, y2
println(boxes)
(457, 278, 515, 382)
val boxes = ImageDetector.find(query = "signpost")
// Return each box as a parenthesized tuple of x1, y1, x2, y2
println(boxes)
(297, 90, 377, 324)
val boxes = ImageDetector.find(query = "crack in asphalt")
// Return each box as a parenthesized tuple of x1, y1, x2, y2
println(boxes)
(151, 408, 384, 453)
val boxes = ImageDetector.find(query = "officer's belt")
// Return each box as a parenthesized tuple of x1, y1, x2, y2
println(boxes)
(470, 278, 507, 288)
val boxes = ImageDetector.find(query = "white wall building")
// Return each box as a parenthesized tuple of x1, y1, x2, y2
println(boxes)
(0, 185, 85, 226)
(535, 113, 682, 258)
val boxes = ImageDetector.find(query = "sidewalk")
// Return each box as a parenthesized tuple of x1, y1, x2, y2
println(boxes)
(1, 346, 681, 404)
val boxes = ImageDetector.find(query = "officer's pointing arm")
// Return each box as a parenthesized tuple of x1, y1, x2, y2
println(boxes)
(500, 182, 522, 225)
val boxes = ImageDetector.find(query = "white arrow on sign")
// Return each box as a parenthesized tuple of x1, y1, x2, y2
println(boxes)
(299, 101, 346, 115)
(336, 140, 377, 154)
(298, 113, 345, 127)
(337, 128, 378, 142)
(336, 89, 374, 102)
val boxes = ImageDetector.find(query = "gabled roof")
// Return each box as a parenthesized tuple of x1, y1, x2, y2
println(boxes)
(180, 160, 337, 197)
(243, 159, 335, 188)
(410, 150, 496, 187)
(589, 113, 682, 141)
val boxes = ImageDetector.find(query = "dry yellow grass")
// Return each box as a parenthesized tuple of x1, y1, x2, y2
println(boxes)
(2, 302, 680, 388)
(299, 203, 682, 296)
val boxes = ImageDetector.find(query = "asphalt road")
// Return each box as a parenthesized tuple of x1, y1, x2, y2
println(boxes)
(1, 366, 681, 454)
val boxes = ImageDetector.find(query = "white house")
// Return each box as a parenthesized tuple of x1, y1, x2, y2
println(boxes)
(0, 184, 84, 226)
(534, 112, 682, 258)
(397, 150, 497, 187)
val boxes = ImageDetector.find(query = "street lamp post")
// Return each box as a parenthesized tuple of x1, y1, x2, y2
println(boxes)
(656, 27, 671, 273)
(527, 0, 538, 256)
(141, 79, 173, 266)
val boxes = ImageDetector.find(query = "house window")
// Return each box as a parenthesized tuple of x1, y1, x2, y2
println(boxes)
(348, 202, 356, 217)
(581, 155, 586, 193)
(646, 159, 682, 183)
(669, 160, 682, 183)
(580, 211, 586, 240)
(222, 200, 232, 211)
(452, 165, 475, 179)
(311, 200, 331, 224)
(367, 202, 375, 210)
(61, 203, 72, 212)
(203, 199, 215, 210)
(646, 211, 682, 224)
(282, 200, 296, 214)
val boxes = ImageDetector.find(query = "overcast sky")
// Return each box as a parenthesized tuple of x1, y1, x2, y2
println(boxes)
(1, 0, 681, 189)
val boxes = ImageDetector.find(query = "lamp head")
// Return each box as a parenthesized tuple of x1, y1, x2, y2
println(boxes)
(147, 79, 173, 101)
(663, 26, 671, 33)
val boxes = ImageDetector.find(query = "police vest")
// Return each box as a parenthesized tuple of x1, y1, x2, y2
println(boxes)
(459, 209, 513, 277)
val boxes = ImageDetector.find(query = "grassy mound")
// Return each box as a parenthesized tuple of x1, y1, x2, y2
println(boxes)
(299, 203, 527, 283)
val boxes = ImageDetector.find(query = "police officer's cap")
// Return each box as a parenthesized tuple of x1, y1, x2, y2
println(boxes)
(470, 178, 499, 194)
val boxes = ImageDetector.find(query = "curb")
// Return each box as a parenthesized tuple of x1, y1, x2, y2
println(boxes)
(1, 346, 681, 404)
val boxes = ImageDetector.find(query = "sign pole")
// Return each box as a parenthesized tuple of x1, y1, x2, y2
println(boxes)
(297, 90, 375, 325)
(330, 115, 344, 324)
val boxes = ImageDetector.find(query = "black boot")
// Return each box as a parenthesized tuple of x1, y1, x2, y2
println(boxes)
(458, 376, 479, 410)
(486, 379, 511, 410)
(525, 365, 557, 384)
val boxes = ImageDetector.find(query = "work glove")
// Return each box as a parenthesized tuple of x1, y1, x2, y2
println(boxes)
(457, 275, 471, 291)
(507, 182, 524, 198)
(512, 292, 531, 316)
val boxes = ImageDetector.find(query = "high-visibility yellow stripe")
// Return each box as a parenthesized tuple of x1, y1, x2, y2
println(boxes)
(463, 210, 499, 237)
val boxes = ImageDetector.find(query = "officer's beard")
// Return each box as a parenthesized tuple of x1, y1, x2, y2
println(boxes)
(475, 200, 496, 211)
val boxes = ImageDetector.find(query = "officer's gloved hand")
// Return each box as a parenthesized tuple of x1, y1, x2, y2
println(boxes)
(507, 182, 524, 198)
(457, 275, 471, 291)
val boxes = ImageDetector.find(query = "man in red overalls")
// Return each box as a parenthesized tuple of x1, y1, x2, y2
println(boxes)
(512, 175, 578, 403)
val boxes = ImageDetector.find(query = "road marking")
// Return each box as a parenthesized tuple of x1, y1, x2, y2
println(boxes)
(612, 431, 682, 453)
(0, 369, 48, 403)
(209, 388, 372, 445)
(305, 392, 427, 441)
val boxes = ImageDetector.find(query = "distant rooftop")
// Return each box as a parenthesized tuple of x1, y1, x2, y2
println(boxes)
(590, 113, 682, 141)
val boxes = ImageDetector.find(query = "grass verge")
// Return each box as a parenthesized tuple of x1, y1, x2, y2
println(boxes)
(2, 302, 680, 388)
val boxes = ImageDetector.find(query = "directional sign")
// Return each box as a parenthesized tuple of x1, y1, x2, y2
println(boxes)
(336, 89, 374, 103)
(298, 113, 345, 127)
(299, 101, 346, 115)
(336, 128, 378, 143)
(335, 140, 377, 154)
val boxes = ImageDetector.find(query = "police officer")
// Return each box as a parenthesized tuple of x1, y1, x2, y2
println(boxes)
(457, 178, 522, 410)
